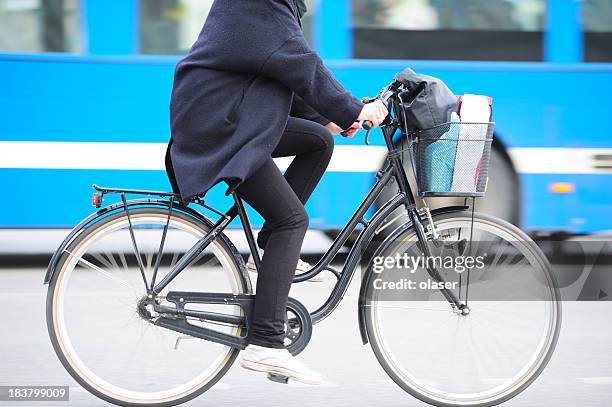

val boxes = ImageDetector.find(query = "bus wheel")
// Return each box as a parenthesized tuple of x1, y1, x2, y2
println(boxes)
(476, 146, 519, 224)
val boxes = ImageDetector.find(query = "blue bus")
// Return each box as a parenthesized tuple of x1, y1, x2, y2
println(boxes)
(1, 0, 611, 239)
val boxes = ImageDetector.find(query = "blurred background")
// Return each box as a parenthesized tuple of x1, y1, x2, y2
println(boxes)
(0, 2, 611, 406)
(0, 0, 611, 252)
(1, 0, 612, 257)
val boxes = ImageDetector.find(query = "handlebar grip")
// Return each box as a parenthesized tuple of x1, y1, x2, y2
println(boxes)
(362, 120, 373, 131)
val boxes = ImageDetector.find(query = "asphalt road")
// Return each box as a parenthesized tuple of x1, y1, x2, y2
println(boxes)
(0, 264, 611, 407)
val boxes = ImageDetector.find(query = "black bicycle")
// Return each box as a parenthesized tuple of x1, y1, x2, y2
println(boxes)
(45, 80, 561, 407)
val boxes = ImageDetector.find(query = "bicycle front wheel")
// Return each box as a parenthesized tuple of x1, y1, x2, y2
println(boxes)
(364, 211, 561, 407)
(46, 207, 250, 407)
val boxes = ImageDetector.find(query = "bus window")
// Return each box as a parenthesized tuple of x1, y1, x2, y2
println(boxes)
(139, 0, 318, 55)
(583, 0, 612, 62)
(301, 0, 318, 47)
(0, 0, 81, 53)
(351, 0, 545, 61)
(139, 0, 213, 55)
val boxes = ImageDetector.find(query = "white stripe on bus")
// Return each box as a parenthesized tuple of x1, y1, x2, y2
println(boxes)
(0, 141, 387, 173)
(508, 147, 612, 174)
(1, 141, 612, 175)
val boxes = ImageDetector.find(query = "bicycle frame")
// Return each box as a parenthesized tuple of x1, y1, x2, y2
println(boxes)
(147, 99, 465, 324)
(45, 87, 467, 344)
(150, 160, 403, 321)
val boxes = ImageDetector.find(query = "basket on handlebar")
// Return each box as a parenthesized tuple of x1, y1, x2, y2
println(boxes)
(409, 122, 495, 198)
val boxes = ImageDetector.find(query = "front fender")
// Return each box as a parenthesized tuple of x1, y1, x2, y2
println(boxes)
(357, 205, 468, 345)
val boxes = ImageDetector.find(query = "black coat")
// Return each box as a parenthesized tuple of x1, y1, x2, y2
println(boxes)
(166, 0, 363, 203)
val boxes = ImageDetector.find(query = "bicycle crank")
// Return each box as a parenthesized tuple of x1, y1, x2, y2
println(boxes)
(148, 291, 312, 355)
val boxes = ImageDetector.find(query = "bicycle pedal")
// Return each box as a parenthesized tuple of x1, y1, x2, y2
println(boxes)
(267, 373, 289, 384)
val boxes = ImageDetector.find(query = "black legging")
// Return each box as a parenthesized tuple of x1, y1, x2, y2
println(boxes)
(235, 116, 334, 348)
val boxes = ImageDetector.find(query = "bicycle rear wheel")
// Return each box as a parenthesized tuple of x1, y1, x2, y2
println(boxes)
(363, 211, 561, 407)
(46, 206, 250, 407)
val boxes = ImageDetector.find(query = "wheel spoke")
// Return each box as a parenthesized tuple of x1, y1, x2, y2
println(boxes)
(366, 303, 454, 313)
(66, 249, 141, 297)
(50, 210, 246, 405)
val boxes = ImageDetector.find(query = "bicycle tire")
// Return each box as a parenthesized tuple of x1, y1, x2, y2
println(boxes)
(363, 211, 561, 407)
(46, 206, 250, 407)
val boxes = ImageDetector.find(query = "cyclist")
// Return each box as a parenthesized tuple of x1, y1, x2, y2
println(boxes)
(166, 0, 387, 385)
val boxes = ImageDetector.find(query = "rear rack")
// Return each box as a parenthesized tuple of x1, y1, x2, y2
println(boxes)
(92, 183, 184, 208)
(93, 184, 180, 199)
(90, 183, 227, 216)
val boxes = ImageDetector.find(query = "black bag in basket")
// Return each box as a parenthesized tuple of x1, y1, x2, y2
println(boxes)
(395, 68, 458, 131)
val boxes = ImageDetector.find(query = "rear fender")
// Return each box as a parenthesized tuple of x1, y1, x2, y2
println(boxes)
(43, 199, 206, 284)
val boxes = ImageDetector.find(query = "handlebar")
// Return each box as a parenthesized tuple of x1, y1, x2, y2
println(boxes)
(340, 83, 398, 142)
(339, 103, 381, 139)
(353, 92, 391, 143)
(341, 80, 427, 144)
(362, 120, 374, 131)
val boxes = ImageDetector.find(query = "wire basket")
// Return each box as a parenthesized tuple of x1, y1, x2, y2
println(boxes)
(410, 122, 495, 198)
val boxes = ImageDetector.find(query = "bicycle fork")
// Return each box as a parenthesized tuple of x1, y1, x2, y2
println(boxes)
(385, 127, 467, 314)
(406, 206, 468, 314)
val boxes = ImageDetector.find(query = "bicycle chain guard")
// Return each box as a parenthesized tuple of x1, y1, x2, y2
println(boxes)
(284, 297, 312, 356)
(154, 292, 312, 354)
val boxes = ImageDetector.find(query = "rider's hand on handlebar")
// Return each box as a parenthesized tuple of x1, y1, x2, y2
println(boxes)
(358, 100, 388, 128)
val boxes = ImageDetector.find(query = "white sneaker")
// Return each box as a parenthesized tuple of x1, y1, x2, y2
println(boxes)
(241, 345, 322, 385)
(246, 249, 323, 282)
